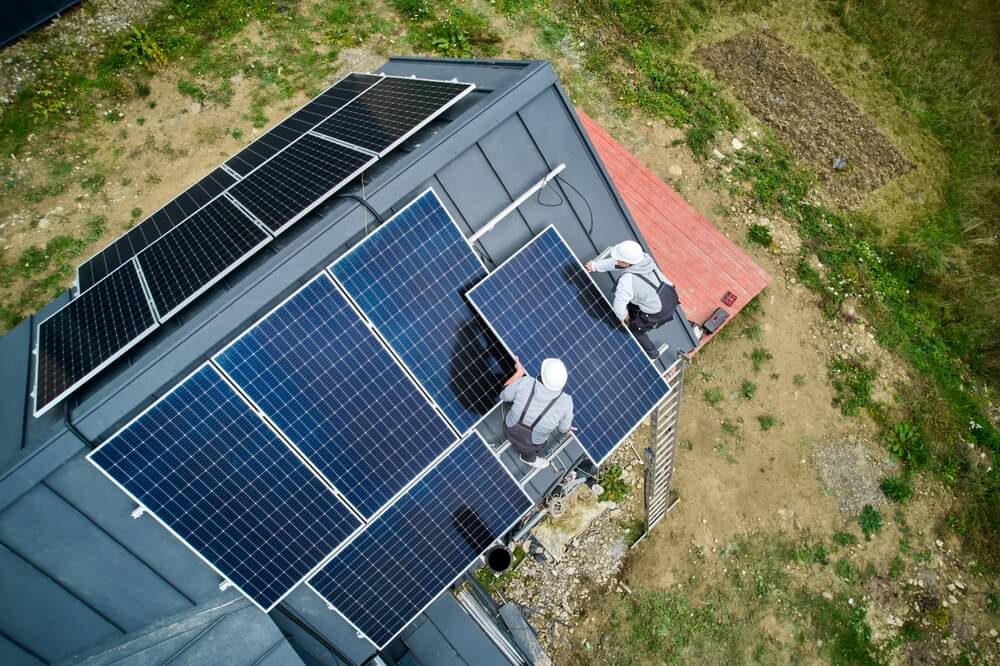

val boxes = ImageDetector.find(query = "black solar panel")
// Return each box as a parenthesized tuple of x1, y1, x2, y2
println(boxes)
(308, 433, 531, 648)
(88, 363, 362, 612)
(137, 196, 270, 320)
(77, 167, 236, 292)
(228, 134, 375, 235)
(34, 260, 158, 416)
(315, 77, 473, 155)
(225, 73, 382, 176)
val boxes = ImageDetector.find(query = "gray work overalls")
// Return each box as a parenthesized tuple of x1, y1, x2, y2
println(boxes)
(627, 272, 678, 359)
(503, 380, 563, 462)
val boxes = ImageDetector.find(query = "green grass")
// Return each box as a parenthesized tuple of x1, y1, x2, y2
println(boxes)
(880, 476, 912, 503)
(858, 505, 884, 540)
(739, 379, 757, 400)
(749, 346, 773, 372)
(756, 413, 777, 431)
(474, 544, 526, 595)
(721, 418, 740, 436)
(793, 374, 806, 387)
(702, 387, 725, 406)
(597, 463, 631, 503)
(741, 322, 763, 341)
(833, 531, 859, 548)
(746, 223, 773, 247)
(828, 355, 879, 418)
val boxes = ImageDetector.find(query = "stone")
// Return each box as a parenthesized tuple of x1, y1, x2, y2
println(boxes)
(711, 148, 725, 160)
(948, 595, 959, 605)
(731, 137, 745, 150)
(667, 164, 683, 178)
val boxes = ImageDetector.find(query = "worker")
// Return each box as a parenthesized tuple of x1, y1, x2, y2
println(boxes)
(586, 240, 678, 361)
(500, 357, 574, 469)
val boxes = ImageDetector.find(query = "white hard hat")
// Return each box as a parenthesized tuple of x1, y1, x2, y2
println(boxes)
(610, 240, 644, 265)
(540, 358, 568, 392)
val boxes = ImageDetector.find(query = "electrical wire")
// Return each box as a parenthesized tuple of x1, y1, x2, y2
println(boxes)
(554, 174, 595, 235)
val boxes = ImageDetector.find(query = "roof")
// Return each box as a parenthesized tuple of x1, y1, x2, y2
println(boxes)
(579, 111, 771, 339)
(0, 56, 767, 665)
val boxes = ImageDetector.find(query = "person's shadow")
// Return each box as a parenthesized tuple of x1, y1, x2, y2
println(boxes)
(448, 316, 515, 416)
(452, 505, 494, 553)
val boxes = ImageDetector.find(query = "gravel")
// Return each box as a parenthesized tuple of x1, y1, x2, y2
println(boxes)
(810, 441, 889, 513)
(0, 0, 166, 106)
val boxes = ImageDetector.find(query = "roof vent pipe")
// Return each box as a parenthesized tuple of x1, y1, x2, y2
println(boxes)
(468, 163, 566, 244)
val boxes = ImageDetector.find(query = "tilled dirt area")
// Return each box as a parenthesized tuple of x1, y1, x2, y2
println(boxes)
(698, 30, 913, 208)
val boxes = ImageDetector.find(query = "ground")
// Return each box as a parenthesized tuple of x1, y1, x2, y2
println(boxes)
(1, 1, 998, 664)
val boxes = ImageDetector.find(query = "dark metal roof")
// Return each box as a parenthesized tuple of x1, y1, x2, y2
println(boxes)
(0, 56, 681, 665)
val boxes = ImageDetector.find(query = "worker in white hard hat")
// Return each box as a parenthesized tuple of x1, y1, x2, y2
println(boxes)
(586, 240, 679, 361)
(499, 356, 574, 469)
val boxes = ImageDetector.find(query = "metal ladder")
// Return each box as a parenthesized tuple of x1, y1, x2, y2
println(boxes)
(643, 358, 687, 534)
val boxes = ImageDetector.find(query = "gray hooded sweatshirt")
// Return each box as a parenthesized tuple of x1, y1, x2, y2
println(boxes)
(592, 250, 673, 322)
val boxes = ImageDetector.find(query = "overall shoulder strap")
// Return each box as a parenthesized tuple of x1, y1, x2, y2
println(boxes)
(529, 391, 564, 429)
(634, 271, 663, 289)
(517, 381, 538, 426)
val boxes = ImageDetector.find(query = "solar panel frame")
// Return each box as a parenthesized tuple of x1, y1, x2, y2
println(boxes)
(228, 133, 377, 236)
(465, 225, 670, 466)
(33, 259, 159, 416)
(307, 432, 532, 649)
(135, 194, 273, 321)
(314, 75, 475, 157)
(212, 272, 459, 519)
(330, 187, 513, 435)
(86, 362, 365, 613)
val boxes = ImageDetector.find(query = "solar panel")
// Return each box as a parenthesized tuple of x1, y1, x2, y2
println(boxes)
(136, 195, 271, 320)
(314, 77, 474, 155)
(34, 260, 158, 416)
(466, 226, 670, 465)
(213, 273, 456, 518)
(331, 188, 512, 433)
(308, 433, 530, 649)
(225, 73, 382, 176)
(77, 167, 237, 292)
(229, 134, 375, 235)
(88, 363, 362, 612)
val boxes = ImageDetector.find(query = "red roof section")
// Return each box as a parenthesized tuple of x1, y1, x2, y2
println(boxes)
(579, 111, 770, 340)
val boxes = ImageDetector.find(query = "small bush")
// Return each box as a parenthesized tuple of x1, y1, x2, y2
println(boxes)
(829, 356, 877, 417)
(750, 347, 773, 372)
(793, 374, 806, 387)
(740, 379, 758, 400)
(598, 464, 631, 503)
(747, 224, 773, 247)
(883, 422, 930, 469)
(858, 505, 883, 540)
(833, 531, 859, 547)
(757, 414, 777, 431)
(741, 323, 763, 341)
(880, 476, 912, 503)
(834, 558, 857, 582)
(703, 387, 725, 406)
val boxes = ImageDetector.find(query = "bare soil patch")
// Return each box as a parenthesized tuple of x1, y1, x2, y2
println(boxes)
(698, 30, 913, 208)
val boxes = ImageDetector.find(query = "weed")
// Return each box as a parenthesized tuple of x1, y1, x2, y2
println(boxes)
(79, 173, 106, 195)
(225, 127, 244, 141)
(833, 531, 859, 548)
(829, 355, 878, 418)
(756, 414, 777, 431)
(702, 387, 725, 406)
(103, 110, 124, 124)
(683, 439, 693, 451)
(392, 0, 432, 21)
(793, 374, 806, 387)
(473, 544, 525, 595)
(888, 554, 905, 580)
(721, 418, 739, 436)
(177, 78, 206, 104)
(794, 542, 830, 566)
(749, 346, 772, 372)
(834, 558, 857, 582)
(739, 379, 757, 400)
(145, 173, 161, 185)
(623, 517, 646, 546)
(741, 323, 762, 341)
(880, 476, 912, 503)
(597, 464, 631, 503)
(883, 422, 929, 469)
(858, 505, 883, 540)
(130, 208, 143, 220)
(746, 223, 773, 247)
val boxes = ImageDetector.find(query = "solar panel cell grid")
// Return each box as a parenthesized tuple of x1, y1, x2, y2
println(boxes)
(466, 226, 670, 465)
(332, 189, 512, 433)
(308, 433, 531, 648)
(315, 77, 473, 155)
(34, 260, 158, 415)
(88, 364, 362, 612)
(137, 195, 270, 320)
(213, 274, 456, 518)
(229, 134, 375, 235)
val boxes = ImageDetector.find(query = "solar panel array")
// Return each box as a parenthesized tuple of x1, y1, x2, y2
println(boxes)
(308, 433, 531, 648)
(332, 189, 512, 433)
(467, 226, 670, 465)
(88, 364, 362, 611)
(213, 274, 456, 518)
(36, 73, 474, 416)
(34, 260, 158, 416)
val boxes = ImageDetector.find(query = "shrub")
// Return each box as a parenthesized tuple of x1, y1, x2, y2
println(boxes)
(747, 223, 773, 247)
(740, 379, 758, 400)
(858, 505, 883, 540)
(598, 464, 631, 503)
(703, 387, 725, 406)
(880, 476, 912, 503)
(833, 531, 859, 547)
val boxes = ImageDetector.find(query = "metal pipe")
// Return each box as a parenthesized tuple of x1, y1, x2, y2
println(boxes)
(468, 163, 566, 244)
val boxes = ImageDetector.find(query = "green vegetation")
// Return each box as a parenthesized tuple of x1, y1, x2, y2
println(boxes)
(883, 422, 929, 469)
(702, 387, 725, 406)
(746, 223, 773, 247)
(793, 373, 806, 387)
(880, 476, 912, 503)
(828, 355, 879, 418)
(392, 1, 500, 58)
(130, 207, 142, 219)
(834, 558, 857, 582)
(749, 346, 773, 372)
(474, 544, 526, 595)
(741, 322, 762, 341)
(597, 463, 631, 503)
(739, 379, 757, 400)
(833, 531, 859, 548)
(858, 505, 884, 540)
(756, 413, 777, 431)
(720, 418, 740, 436)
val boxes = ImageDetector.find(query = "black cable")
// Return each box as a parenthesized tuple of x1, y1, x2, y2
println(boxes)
(64, 401, 96, 450)
(332, 192, 386, 237)
(536, 178, 564, 208)
(554, 174, 595, 235)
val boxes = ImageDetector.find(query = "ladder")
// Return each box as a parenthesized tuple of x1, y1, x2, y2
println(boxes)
(643, 358, 687, 534)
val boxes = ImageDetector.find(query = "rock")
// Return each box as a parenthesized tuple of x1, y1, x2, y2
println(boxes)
(37, 218, 50, 229)
(948, 595, 959, 605)
(954, 580, 966, 591)
(667, 164, 683, 178)
(731, 137, 745, 150)
(990, 629, 998, 638)
(711, 148, 725, 160)
(822, 591, 833, 601)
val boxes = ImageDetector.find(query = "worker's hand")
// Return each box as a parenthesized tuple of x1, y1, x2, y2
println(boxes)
(513, 355, 525, 375)
(621, 316, 629, 326)
(570, 426, 578, 432)
(585, 260, 594, 272)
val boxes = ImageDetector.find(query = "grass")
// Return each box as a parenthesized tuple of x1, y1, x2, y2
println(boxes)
(597, 463, 631, 503)
(721, 418, 740, 436)
(746, 223, 773, 247)
(858, 505, 884, 540)
(828, 355, 879, 418)
(741, 322, 763, 341)
(739, 379, 757, 400)
(756, 414, 778, 431)
(793, 374, 806, 387)
(833, 531, 859, 548)
(749, 346, 773, 372)
(702, 387, 725, 406)
(880, 476, 912, 503)
(474, 544, 526, 595)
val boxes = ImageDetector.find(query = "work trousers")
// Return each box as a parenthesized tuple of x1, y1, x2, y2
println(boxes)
(627, 303, 664, 360)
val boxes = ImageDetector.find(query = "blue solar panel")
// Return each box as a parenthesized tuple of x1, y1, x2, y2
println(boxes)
(88, 364, 361, 612)
(214, 273, 456, 518)
(466, 226, 670, 465)
(331, 189, 513, 433)
(308, 433, 530, 648)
